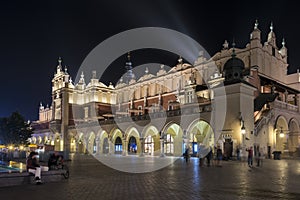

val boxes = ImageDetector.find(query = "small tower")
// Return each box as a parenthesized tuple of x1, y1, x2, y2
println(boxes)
(223, 40, 229, 50)
(223, 42, 245, 83)
(250, 20, 261, 48)
(124, 52, 136, 84)
(76, 71, 86, 90)
(267, 22, 277, 48)
(279, 38, 288, 61)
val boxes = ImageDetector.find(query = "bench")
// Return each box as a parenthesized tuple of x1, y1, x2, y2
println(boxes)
(0, 169, 68, 187)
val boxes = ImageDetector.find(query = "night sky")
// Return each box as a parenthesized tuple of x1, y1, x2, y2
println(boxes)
(1, 0, 300, 121)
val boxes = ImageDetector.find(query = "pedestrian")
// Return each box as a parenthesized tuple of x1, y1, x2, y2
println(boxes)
(184, 147, 190, 163)
(236, 147, 240, 161)
(256, 148, 261, 167)
(206, 146, 213, 167)
(216, 146, 222, 167)
(246, 146, 253, 167)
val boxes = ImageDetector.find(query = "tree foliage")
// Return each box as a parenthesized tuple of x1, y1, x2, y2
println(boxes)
(0, 111, 33, 145)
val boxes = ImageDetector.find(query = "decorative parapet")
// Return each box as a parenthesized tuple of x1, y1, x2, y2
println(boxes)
(273, 99, 299, 112)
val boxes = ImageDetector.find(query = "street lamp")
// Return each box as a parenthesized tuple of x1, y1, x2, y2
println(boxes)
(279, 127, 285, 138)
(241, 120, 246, 135)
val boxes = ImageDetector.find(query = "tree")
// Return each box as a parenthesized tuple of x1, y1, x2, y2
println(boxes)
(0, 111, 33, 145)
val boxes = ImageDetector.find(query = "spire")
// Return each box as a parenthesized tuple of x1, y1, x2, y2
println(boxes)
(223, 40, 229, 49)
(64, 66, 68, 74)
(231, 40, 236, 57)
(92, 70, 97, 79)
(79, 71, 86, 84)
(178, 56, 183, 64)
(58, 57, 62, 66)
(125, 52, 132, 71)
(279, 38, 287, 58)
(267, 21, 276, 47)
(57, 57, 63, 71)
(124, 52, 135, 83)
(254, 19, 259, 30)
(250, 19, 261, 41)
(145, 67, 149, 74)
(270, 22, 273, 32)
(282, 38, 285, 47)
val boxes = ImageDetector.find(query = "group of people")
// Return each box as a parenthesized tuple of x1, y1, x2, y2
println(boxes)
(26, 151, 64, 184)
(183, 145, 223, 167)
(184, 145, 263, 168)
(246, 146, 263, 167)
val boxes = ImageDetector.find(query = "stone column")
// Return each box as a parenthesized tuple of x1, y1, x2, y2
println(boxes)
(108, 140, 113, 155)
(139, 137, 144, 157)
(95, 138, 100, 155)
(85, 140, 89, 154)
(122, 138, 128, 156)
(160, 138, 165, 157)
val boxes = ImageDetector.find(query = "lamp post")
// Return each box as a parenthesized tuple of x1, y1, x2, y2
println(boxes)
(160, 132, 165, 157)
(241, 119, 246, 160)
(279, 127, 289, 154)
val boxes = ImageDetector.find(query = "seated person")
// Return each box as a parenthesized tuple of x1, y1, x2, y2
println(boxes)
(48, 152, 64, 170)
(26, 151, 48, 184)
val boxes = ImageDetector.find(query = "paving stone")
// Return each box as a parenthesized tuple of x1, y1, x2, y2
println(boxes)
(0, 154, 299, 200)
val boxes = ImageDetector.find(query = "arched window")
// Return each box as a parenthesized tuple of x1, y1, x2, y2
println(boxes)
(93, 139, 96, 154)
(103, 138, 109, 154)
(128, 136, 137, 154)
(115, 137, 122, 154)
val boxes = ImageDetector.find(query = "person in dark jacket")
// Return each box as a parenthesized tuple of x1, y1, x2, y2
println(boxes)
(206, 147, 213, 167)
(26, 151, 49, 184)
(27, 151, 42, 184)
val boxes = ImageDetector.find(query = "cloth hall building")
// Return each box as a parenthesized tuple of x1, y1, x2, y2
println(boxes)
(31, 21, 300, 160)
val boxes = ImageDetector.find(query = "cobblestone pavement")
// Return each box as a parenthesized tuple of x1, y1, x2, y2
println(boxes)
(0, 153, 299, 200)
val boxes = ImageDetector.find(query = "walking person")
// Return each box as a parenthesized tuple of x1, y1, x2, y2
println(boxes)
(246, 146, 253, 167)
(184, 147, 190, 163)
(236, 147, 240, 161)
(205, 146, 213, 167)
(256, 148, 262, 167)
(216, 145, 222, 167)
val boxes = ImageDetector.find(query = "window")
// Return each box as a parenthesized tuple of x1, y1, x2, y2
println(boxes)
(144, 135, 154, 155)
(138, 106, 143, 115)
(164, 134, 174, 154)
(115, 137, 122, 153)
(272, 47, 275, 56)
(186, 91, 193, 103)
(84, 107, 89, 119)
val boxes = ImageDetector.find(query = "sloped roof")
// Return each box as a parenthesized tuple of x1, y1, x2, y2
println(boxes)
(254, 93, 279, 111)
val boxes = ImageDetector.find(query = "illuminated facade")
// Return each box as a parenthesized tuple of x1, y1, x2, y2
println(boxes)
(31, 21, 300, 159)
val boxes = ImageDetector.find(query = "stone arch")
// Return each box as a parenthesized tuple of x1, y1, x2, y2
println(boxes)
(186, 119, 215, 156)
(126, 127, 140, 154)
(99, 130, 109, 154)
(274, 115, 289, 152)
(288, 118, 300, 153)
(77, 132, 85, 153)
(111, 129, 123, 154)
(87, 132, 96, 154)
(32, 137, 37, 144)
(142, 125, 160, 156)
(163, 122, 184, 156)
(38, 136, 42, 144)
(54, 133, 61, 151)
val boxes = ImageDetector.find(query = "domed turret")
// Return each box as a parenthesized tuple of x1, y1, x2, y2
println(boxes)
(223, 43, 245, 81)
